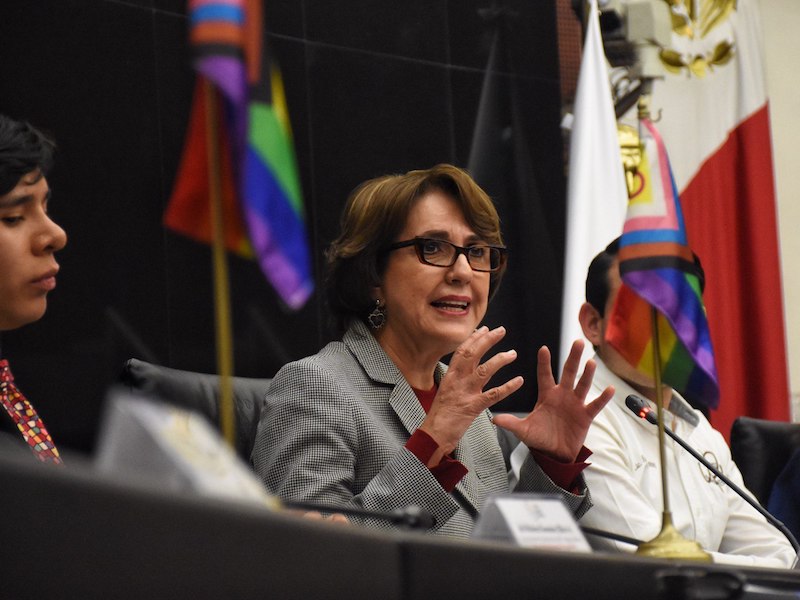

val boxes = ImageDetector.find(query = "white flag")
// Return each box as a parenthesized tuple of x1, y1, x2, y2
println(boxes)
(559, 0, 628, 369)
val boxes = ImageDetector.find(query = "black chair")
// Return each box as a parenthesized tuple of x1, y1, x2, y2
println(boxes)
(729, 416, 800, 507)
(119, 358, 272, 461)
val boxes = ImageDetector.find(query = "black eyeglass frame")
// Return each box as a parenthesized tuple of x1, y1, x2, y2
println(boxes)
(387, 237, 508, 273)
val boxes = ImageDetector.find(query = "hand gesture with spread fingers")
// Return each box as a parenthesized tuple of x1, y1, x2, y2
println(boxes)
(492, 339, 614, 462)
(420, 325, 523, 458)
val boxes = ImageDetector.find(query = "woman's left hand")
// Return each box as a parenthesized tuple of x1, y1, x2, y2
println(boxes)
(492, 339, 613, 463)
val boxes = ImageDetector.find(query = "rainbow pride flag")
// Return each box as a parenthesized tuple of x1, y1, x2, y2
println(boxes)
(165, 0, 313, 309)
(606, 119, 719, 409)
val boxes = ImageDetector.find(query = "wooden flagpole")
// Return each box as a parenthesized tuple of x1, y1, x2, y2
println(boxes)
(203, 78, 236, 448)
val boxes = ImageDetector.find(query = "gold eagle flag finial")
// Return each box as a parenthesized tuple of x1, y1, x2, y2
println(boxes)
(659, 0, 737, 77)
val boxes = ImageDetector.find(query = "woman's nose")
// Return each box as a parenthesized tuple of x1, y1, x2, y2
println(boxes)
(447, 252, 473, 283)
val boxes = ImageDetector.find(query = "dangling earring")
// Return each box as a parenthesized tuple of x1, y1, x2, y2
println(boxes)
(367, 299, 387, 329)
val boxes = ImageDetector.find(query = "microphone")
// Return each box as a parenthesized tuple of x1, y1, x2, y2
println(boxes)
(625, 394, 800, 554)
(283, 500, 436, 530)
(625, 394, 658, 425)
(580, 525, 643, 547)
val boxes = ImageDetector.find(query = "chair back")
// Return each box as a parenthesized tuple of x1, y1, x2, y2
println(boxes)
(119, 358, 271, 461)
(729, 416, 800, 506)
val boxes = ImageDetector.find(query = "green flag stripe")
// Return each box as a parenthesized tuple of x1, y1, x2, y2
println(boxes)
(248, 102, 303, 216)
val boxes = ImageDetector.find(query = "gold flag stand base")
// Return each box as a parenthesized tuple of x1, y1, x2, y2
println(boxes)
(636, 512, 712, 562)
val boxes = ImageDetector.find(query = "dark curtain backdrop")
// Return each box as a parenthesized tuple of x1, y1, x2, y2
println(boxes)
(0, 0, 568, 453)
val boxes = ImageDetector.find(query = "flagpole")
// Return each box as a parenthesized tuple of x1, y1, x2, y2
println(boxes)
(633, 94, 710, 562)
(203, 78, 236, 449)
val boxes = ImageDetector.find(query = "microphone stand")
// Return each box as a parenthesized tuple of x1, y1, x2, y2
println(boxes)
(628, 398, 800, 555)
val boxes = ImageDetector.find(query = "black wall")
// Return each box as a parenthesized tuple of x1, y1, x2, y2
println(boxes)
(0, 0, 567, 453)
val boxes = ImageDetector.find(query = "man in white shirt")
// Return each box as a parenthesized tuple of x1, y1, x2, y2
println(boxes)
(576, 238, 796, 568)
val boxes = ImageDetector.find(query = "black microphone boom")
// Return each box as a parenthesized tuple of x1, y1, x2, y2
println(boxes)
(625, 394, 800, 555)
(580, 525, 643, 547)
(283, 500, 436, 530)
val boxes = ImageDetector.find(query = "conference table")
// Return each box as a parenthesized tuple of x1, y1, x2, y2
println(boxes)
(2, 453, 798, 599)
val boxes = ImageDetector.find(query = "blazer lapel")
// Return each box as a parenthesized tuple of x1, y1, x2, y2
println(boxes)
(343, 320, 484, 514)
(388, 383, 427, 434)
(344, 321, 428, 431)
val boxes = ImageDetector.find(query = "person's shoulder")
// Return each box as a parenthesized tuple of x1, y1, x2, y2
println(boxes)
(269, 336, 372, 397)
(273, 339, 352, 380)
(585, 390, 645, 453)
(693, 412, 731, 451)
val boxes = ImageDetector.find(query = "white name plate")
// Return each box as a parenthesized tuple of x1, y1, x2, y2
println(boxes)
(95, 390, 279, 510)
(472, 493, 592, 553)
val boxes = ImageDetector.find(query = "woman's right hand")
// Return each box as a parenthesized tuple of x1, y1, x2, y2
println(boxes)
(302, 511, 350, 525)
(418, 325, 523, 464)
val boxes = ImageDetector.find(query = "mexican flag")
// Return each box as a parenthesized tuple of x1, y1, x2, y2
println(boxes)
(647, 0, 790, 437)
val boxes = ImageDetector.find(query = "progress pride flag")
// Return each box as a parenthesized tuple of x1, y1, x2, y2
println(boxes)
(648, 0, 789, 437)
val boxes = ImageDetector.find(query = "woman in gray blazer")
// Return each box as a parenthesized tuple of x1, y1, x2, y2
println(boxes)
(251, 164, 613, 537)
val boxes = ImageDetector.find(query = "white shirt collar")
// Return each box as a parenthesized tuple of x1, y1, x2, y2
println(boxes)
(592, 355, 699, 429)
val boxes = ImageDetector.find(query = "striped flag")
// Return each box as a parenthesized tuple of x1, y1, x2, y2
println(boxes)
(165, 0, 313, 309)
(606, 118, 719, 410)
(646, 0, 788, 433)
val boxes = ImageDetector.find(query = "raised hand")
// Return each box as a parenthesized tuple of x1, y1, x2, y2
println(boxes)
(419, 325, 523, 459)
(492, 339, 614, 462)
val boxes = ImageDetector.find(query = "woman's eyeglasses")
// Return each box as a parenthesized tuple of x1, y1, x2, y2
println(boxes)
(387, 237, 507, 273)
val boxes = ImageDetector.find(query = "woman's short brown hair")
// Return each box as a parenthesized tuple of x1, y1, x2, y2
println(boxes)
(325, 164, 507, 333)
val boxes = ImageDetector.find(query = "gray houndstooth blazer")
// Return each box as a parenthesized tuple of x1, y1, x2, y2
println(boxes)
(251, 320, 592, 537)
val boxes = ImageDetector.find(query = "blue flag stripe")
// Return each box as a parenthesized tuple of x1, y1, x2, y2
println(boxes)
(244, 146, 313, 282)
(191, 5, 245, 26)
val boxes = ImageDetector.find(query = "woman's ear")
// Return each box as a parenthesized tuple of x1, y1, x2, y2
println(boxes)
(578, 302, 604, 347)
